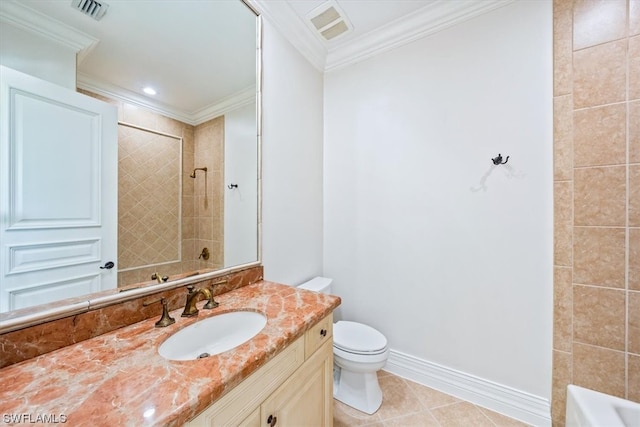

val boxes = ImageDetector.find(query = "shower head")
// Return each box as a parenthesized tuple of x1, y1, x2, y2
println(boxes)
(190, 167, 208, 178)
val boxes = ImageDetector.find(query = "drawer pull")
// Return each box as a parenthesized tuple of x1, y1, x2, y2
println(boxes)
(267, 415, 278, 426)
(320, 329, 327, 337)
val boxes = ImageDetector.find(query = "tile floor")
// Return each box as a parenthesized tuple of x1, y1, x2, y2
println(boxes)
(333, 371, 531, 427)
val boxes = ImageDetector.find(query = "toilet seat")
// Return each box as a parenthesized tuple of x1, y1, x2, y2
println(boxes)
(333, 321, 387, 355)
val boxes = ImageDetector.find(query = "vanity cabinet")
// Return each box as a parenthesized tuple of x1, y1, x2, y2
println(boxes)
(187, 313, 334, 427)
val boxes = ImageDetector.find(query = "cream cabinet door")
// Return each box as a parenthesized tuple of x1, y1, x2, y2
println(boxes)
(0, 66, 117, 312)
(260, 340, 333, 427)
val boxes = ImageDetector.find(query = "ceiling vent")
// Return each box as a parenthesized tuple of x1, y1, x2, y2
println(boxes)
(71, 0, 109, 21)
(306, 1, 352, 42)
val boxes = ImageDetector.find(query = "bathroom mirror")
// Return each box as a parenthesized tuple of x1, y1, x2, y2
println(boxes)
(0, 0, 261, 328)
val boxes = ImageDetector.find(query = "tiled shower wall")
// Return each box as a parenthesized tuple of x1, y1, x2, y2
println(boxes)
(80, 90, 224, 286)
(552, 0, 640, 425)
(194, 116, 225, 270)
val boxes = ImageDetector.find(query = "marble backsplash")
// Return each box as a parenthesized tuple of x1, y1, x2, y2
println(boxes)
(0, 266, 263, 369)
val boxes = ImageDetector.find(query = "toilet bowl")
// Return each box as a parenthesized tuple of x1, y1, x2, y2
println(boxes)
(298, 277, 389, 414)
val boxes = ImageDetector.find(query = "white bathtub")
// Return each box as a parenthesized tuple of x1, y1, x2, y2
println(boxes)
(566, 385, 640, 427)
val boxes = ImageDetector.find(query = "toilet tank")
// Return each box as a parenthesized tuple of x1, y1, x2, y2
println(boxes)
(298, 277, 332, 294)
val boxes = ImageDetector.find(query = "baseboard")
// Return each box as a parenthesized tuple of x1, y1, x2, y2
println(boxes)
(383, 349, 551, 427)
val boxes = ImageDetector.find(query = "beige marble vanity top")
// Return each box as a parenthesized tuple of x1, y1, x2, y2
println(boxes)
(0, 281, 340, 426)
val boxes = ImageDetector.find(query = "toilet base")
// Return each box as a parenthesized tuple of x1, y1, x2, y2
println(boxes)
(333, 365, 383, 415)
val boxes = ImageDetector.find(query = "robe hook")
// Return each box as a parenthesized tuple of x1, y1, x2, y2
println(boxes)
(227, 183, 238, 189)
(491, 154, 509, 165)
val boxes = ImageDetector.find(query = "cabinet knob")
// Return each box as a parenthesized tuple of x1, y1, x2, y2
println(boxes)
(267, 414, 277, 426)
(320, 329, 327, 337)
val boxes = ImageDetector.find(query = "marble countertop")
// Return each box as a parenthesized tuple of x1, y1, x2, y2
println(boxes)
(0, 281, 340, 426)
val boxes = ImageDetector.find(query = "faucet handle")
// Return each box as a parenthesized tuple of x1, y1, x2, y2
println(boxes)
(144, 297, 175, 328)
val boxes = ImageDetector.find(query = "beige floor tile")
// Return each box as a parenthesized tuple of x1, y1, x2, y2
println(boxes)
(376, 375, 424, 420)
(334, 399, 381, 427)
(477, 406, 532, 427)
(430, 401, 495, 427)
(382, 410, 440, 426)
(334, 372, 527, 427)
(404, 379, 461, 409)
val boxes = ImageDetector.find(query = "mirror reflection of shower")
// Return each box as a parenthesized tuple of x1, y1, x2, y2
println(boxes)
(189, 167, 208, 178)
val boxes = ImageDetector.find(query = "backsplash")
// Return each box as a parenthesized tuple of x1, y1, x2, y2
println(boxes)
(0, 266, 263, 369)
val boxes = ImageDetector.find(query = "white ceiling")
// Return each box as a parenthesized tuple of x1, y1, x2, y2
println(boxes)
(0, 0, 513, 124)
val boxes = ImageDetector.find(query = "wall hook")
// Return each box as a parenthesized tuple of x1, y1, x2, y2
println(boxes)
(491, 154, 509, 165)
(227, 183, 238, 189)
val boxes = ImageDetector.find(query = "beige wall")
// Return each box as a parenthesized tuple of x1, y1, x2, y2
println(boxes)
(552, 0, 640, 425)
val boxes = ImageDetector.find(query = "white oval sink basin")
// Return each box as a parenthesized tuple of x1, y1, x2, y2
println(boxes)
(158, 311, 267, 361)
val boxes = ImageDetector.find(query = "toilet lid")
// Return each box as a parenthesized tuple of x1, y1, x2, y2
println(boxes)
(333, 321, 387, 353)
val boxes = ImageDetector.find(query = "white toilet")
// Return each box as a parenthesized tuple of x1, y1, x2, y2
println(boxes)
(298, 277, 389, 414)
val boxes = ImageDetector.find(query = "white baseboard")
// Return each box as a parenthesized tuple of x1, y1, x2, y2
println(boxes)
(383, 349, 551, 427)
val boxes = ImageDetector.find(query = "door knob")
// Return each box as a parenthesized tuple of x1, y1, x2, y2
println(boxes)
(99, 261, 115, 270)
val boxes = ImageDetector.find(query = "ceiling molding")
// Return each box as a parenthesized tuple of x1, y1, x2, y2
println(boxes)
(78, 73, 255, 126)
(0, 0, 99, 63)
(247, 0, 327, 72)
(249, 0, 514, 73)
(325, 0, 515, 72)
(191, 86, 257, 125)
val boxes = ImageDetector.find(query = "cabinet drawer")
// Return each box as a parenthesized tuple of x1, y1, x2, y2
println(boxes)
(304, 313, 333, 359)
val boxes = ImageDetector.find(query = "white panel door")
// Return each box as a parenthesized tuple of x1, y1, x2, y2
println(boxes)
(0, 66, 117, 312)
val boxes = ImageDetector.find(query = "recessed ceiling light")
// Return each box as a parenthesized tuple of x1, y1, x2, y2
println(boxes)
(143, 87, 157, 96)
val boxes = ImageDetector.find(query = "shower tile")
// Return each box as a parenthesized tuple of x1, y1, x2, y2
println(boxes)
(631, 36, 640, 101)
(573, 0, 627, 50)
(573, 285, 625, 351)
(573, 40, 627, 109)
(632, 1, 640, 36)
(573, 343, 625, 398)
(629, 354, 640, 402)
(554, 95, 573, 180)
(553, 0, 573, 96)
(573, 103, 626, 167)
(573, 227, 625, 288)
(554, 180, 573, 267)
(631, 166, 640, 227)
(574, 166, 626, 226)
(631, 102, 640, 164)
(554, 267, 573, 352)
(631, 229, 640, 291)
(629, 291, 640, 355)
(552, 350, 572, 427)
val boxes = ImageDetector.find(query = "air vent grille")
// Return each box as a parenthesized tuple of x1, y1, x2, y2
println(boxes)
(71, 0, 109, 21)
(306, 1, 352, 42)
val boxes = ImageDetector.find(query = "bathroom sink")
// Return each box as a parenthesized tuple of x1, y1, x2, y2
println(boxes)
(158, 311, 267, 361)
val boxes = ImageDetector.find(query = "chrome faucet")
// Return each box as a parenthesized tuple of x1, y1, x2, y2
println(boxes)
(181, 285, 218, 317)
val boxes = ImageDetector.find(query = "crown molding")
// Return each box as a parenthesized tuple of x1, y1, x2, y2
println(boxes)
(246, 0, 327, 72)
(249, 0, 513, 73)
(325, 0, 515, 72)
(191, 86, 257, 125)
(78, 73, 255, 126)
(0, 0, 99, 63)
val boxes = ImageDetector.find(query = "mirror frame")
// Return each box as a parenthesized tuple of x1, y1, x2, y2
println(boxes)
(0, 3, 262, 334)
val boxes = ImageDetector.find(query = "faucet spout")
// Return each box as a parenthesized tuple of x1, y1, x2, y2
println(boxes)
(181, 285, 218, 317)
